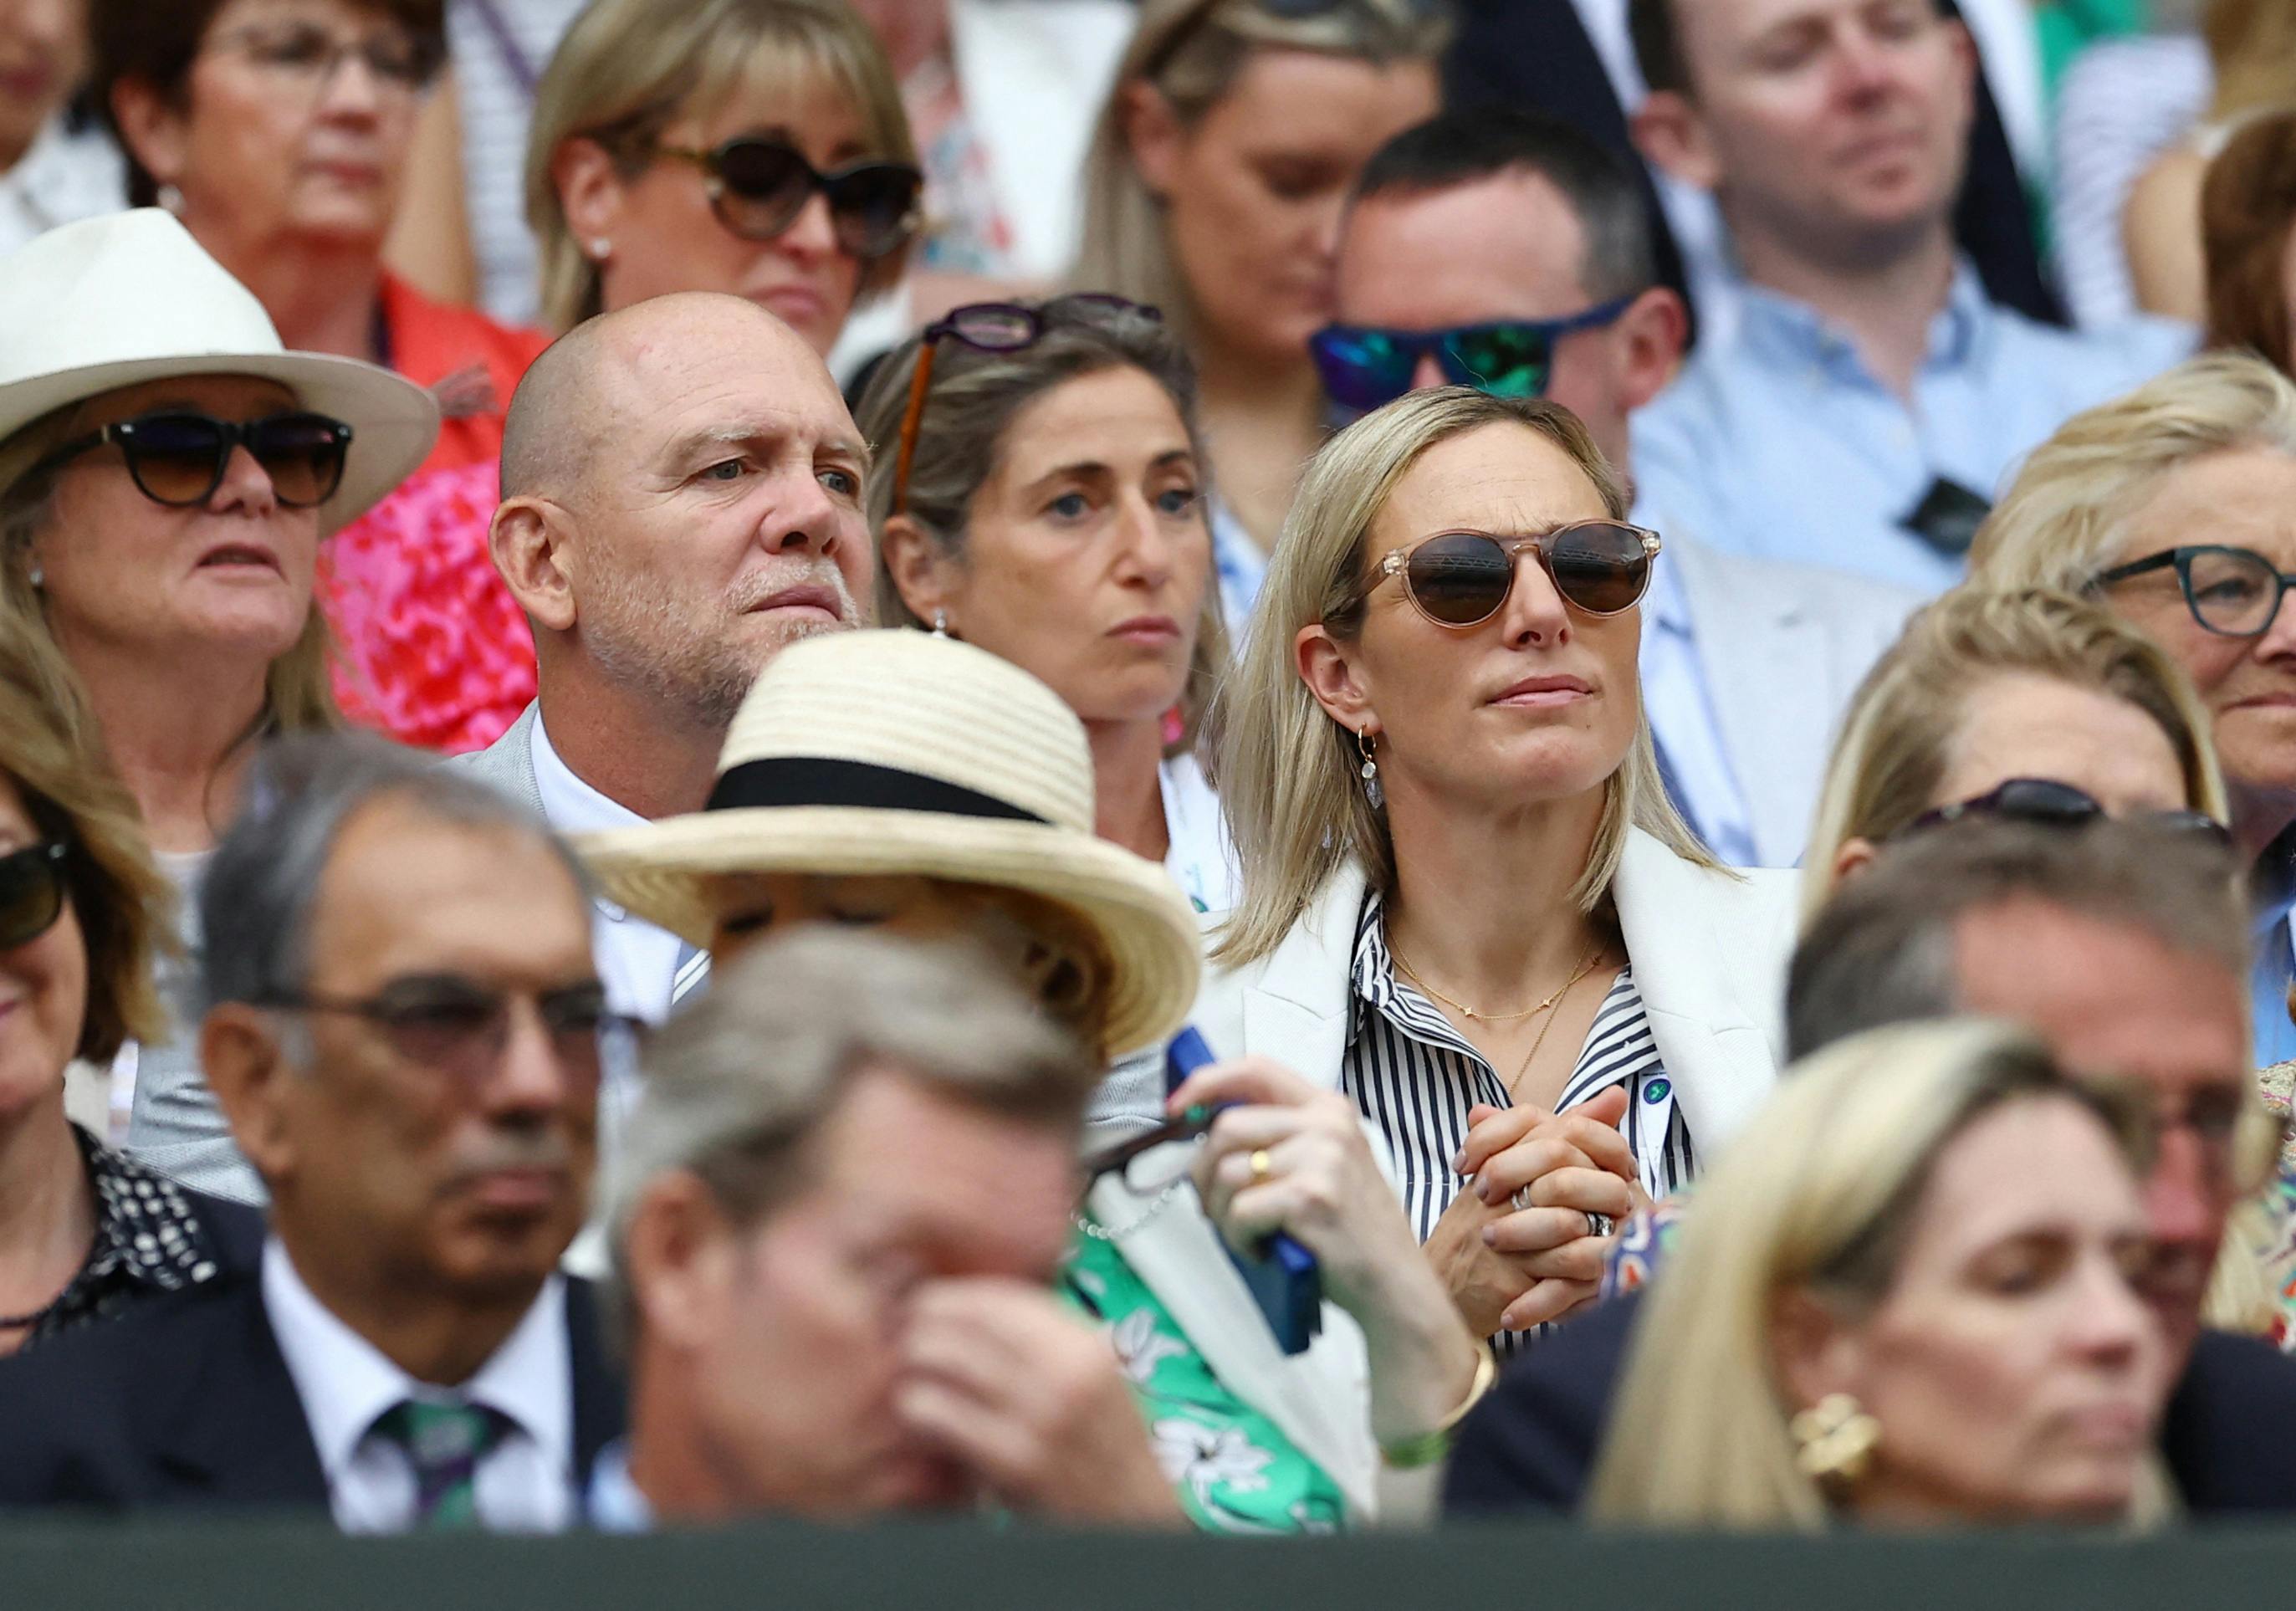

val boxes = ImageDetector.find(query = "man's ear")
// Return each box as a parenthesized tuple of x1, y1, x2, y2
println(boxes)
(623, 1172, 742, 1354)
(199, 1005, 298, 1189)
(492, 498, 580, 633)
(1632, 90, 1721, 193)
(1118, 79, 1186, 201)
(880, 514, 956, 630)
(108, 74, 189, 195)
(553, 136, 630, 254)
(1612, 286, 1689, 413)
(1296, 623, 1377, 738)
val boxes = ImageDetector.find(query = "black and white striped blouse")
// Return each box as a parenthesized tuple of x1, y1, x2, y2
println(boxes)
(1342, 890, 1695, 1353)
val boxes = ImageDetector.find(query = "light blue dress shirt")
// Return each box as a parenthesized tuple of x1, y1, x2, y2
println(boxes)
(1636, 512, 1760, 868)
(1629, 263, 2193, 593)
(2254, 891, 2296, 1069)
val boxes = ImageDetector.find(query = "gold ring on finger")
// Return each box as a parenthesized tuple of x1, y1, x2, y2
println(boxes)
(1249, 1148, 1272, 1184)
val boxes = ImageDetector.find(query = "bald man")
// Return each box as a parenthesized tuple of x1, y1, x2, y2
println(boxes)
(457, 293, 872, 1026)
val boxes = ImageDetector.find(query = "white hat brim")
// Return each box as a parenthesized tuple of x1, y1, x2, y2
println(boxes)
(0, 350, 439, 529)
(575, 806, 1204, 1058)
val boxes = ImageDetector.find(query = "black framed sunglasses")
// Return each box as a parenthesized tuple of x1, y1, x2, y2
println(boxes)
(32, 410, 353, 509)
(253, 975, 642, 1091)
(0, 841, 69, 952)
(654, 137, 922, 259)
(1310, 301, 1634, 415)
(889, 294, 1163, 514)
(1081, 1103, 1227, 1195)
(2092, 545, 2296, 639)
(1363, 523, 1660, 626)
(1898, 777, 2229, 846)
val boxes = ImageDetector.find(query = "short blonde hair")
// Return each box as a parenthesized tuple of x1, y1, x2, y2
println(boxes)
(525, 0, 917, 333)
(1969, 351, 2296, 591)
(1801, 588, 2229, 919)
(1209, 386, 1710, 969)
(1071, 0, 1449, 346)
(1588, 1019, 2167, 1529)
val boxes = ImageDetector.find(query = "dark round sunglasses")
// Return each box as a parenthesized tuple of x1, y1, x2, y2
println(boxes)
(1310, 301, 1634, 415)
(0, 841, 69, 953)
(654, 136, 922, 259)
(1363, 523, 1660, 626)
(2092, 545, 2296, 639)
(890, 294, 1163, 513)
(1898, 777, 2228, 846)
(31, 410, 353, 509)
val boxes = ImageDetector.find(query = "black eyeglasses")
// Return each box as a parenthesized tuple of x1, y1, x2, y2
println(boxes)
(0, 842, 69, 952)
(653, 137, 922, 259)
(2093, 545, 2296, 639)
(1898, 778, 2229, 846)
(32, 411, 353, 509)
(889, 295, 1163, 514)
(1310, 302, 1634, 415)
(1082, 1103, 1227, 1195)
(1362, 523, 1660, 626)
(254, 975, 641, 1090)
(208, 21, 440, 95)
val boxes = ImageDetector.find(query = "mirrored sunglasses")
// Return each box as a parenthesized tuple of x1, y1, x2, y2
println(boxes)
(1310, 301, 1634, 414)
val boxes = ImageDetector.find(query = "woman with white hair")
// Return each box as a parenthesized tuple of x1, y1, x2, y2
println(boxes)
(1174, 386, 1796, 1350)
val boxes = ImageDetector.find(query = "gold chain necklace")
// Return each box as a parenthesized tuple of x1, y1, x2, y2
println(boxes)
(1392, 940, 1605, 1024)
(1509, 952, 1604, 1095)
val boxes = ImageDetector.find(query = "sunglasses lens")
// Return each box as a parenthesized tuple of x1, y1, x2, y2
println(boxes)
(0, 846, 63, 950)
(710, 139, 816, 235)
(1405, 532, 1514, 626)
(2153, 810, 2233, 846)
(1548, 523, 1651, 614)
(822, 163, 921, 258)
(1990, 779, 2105, 826)
(2184, 547, 2281, 635)
(944, 304, 1039, 350)
(248, 413, 349, 507)
(1312, 327, 1415, 413)
(119, 415, 227, 504)
(1445, 325, 1554, 399)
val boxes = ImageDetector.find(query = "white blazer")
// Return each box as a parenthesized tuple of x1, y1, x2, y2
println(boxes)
(1090, 830, 1797, 1170)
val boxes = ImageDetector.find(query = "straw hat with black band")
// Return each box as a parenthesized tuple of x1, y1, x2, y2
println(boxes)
(575, 630, 1203, 1059)
(0, 209, 437, 525)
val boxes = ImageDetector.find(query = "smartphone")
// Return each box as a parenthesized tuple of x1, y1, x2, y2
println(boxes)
(1165, 1027, 1323, 1356)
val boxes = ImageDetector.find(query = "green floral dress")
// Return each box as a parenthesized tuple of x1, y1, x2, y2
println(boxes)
(1063, 1223, 1348, 1535)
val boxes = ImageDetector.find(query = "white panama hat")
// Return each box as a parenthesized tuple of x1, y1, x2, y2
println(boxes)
(575, 630, 1204, 1059)
(0, 210, 438, 526)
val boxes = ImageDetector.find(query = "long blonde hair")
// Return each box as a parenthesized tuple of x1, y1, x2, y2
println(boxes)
(1588, 1019, 2167, 1529)
(1071, 0, 1449, 349)
(1209, 386, 1710, 969)
(1800, 587, 2228, 919)
(524, 0, 917, 333)
(1969, 351, 2296, 591)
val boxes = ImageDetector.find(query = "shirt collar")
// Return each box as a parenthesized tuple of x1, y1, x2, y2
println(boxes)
(1735, 256, 1994, 376)
(529, 711, 647, 836)
(585, 1440, 654, 1532)
(262, 1238, 572, 1488)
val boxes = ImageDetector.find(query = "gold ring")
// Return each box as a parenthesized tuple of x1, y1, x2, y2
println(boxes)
(1249, 1148, 1272, 1184)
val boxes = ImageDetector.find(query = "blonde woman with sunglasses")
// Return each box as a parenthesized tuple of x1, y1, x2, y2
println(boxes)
(1121, 386, 1796, 1352)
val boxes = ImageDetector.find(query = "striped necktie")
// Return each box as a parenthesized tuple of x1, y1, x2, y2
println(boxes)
(372, 1400, 507, 1531)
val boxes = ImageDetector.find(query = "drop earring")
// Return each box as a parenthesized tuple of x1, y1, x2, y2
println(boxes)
(931, 609, 949, 638)
(1357, 728, 1383, 810)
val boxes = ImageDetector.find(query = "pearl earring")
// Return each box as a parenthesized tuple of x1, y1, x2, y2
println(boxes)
(27, 563, 43, 590)
(156, 183, 185, 213)
(931, 609, 949, 637)
(589, 238, 612, 262)
(1357, 728, 1383, 810)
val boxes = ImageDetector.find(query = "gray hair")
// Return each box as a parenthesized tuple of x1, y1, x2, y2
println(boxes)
(1787, 817, 2249, 1061)
(602, 928, 1094, 1352)
(199, 734, 594, 1015)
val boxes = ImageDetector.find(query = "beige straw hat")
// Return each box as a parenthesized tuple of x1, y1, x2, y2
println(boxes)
(575, 630, 1202, 1057)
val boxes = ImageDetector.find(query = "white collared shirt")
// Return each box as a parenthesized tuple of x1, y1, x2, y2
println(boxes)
(263, 1239, 576, 1534)
(1635, 511, 1759, 868)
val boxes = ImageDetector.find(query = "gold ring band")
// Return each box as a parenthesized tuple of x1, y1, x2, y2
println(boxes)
(1249, 1148, 1272, 1184)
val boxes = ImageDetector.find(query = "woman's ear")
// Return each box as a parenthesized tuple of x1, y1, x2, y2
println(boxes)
(881, 514, 956, 629)
(1296, 622, 1376, 737)
(109, 74, 189, 194)
(1118, 79, 1185, 201)
(1832, 836, 1881, 885)
(553, 136, 628, 250)
(1770, 1286, 1865, 1414)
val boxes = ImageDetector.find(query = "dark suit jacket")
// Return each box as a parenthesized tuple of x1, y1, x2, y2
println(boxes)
(1443, 1290, 2296, 1516)
(0, 1269, 627, 1515)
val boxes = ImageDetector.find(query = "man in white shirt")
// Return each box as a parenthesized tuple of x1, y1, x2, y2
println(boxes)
(1324, 108, 1915, 866)
(455, 291, 872, 1024)
(0, 739, 625, 1525)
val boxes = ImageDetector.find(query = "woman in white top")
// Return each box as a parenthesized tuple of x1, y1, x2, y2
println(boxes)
(1161, 386, 1796, 1348)
(857, 294, 1238, 915)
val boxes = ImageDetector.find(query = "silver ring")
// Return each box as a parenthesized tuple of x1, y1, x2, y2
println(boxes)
(1511, 1187, 1532, 1211)
(1587, 1212, 1614, 1238)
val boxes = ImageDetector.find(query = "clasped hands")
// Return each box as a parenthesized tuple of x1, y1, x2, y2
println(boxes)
(1425, 1087, 1646, 1336)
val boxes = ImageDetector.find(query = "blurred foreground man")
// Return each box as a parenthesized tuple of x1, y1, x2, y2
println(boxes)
(0, 739, 625, 1527)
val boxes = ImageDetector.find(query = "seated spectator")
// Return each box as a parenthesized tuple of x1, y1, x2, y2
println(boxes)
(0, 735, 626, 1524)
(1445, 820, 2296, 1517)
(1623, 0, 2189, 593)
(1326, 108, 1917, 865)
(93, 0, 556, 754)
(0, 633, 259, 1353)
(1158, 386, 1796, 1354)
(458, 291, 870, 1033)
(1591, 1019, 2169, 1527)
(1803, 586, 2228, 915)
(2202, 110, 2296, 380)
(0, 0, 125, 252)
(856, 294, 1235, 911)
(1073, 0, 1445, 620)
(0, 209, 436, 1200)
(1966, 352, 2296, 1062)
(580, 632, 1485, 1530)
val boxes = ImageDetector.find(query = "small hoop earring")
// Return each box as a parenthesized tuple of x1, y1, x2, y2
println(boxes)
(1357, 728, 1383, 811)
(931, 609, 949, 638)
